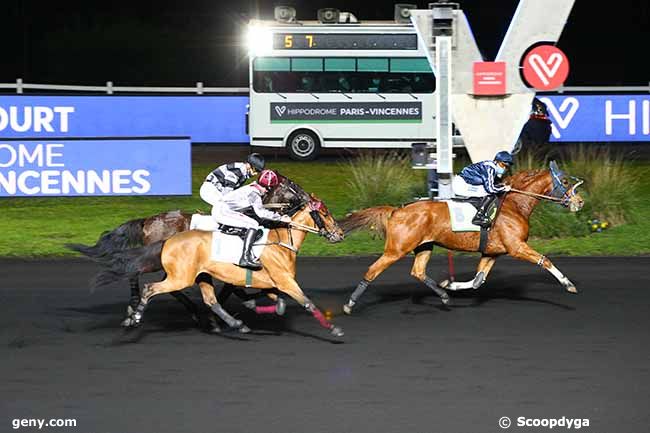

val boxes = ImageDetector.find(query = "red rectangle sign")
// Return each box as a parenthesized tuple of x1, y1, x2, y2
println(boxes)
(473, 61, 506, 95)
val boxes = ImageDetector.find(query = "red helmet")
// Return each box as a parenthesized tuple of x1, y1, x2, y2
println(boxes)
(258, 170, 279, 188)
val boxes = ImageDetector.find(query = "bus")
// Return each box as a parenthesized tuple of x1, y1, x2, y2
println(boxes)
(246, 14, 450, 160)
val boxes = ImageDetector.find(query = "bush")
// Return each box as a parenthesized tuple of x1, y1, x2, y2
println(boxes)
(518, 144, 641, 238)
(345, 151, 425, 209)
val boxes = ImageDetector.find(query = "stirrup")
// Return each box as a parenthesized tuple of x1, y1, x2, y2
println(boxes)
(238, 258, 262, 271)
(472, 214, 490, 227)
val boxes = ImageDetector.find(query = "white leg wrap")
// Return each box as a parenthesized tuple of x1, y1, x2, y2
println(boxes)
(448, 272, 484, 291)
(548, 265, 570, 286)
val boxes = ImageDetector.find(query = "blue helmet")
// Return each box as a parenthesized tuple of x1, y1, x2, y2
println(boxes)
(494, 151, 514, 165)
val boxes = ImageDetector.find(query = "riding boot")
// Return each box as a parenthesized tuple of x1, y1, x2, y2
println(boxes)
(238, 228, 262, 270)
(472, 195, 497, 228)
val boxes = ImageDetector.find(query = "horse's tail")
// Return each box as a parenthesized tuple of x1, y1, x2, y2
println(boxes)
(338, 206, 396, 239)
(92, 241, 164, 289)
(66, 218, 145, 261)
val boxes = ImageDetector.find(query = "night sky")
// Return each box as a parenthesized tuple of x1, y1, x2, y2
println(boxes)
(2, 0, 649, 87)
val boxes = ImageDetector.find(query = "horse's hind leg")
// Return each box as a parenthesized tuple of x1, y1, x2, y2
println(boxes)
(410, 248, 451, 306)
(198, 281, 250, 334)
(127, 276, 141, 316)
(441, 256, 497, 291)
(123, 275, 194, 328)
(170, 291, 200, 324)
(343, 253, 401, 314)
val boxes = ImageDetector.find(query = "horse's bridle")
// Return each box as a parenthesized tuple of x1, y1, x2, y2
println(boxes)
(267, 179, 334, 240)
(510, 164, 583, 208)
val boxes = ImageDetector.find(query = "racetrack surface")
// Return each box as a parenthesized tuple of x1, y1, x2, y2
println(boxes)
(1, 256, 649, 433)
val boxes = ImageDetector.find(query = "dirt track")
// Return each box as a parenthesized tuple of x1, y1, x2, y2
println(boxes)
(1, 256, 649, 433)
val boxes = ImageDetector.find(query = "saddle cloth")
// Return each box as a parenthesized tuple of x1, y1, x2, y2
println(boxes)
(444, 200, 481, 232)
(210, 229, 270, 264)
(189, 214, 270, 264)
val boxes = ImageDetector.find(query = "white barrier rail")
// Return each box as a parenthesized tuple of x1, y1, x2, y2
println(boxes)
(0, 79, 649, 95)
(0, 79, 248, 94)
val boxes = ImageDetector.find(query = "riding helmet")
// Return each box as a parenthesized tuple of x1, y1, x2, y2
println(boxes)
(494, 151, 514, 166)
(258, 169, 279, 188)
(247, 153, 265, 172)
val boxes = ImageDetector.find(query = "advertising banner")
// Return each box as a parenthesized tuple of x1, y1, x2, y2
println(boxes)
(0, 95, 248, 142)
(540, 94, 650, 142)
(270, 102, 422, 123)
(0, 138, 191, 197)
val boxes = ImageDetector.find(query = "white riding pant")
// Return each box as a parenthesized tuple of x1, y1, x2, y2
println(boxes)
(452, 175, 488, 198)
(199, 182, 225, 207)
(211, 203, 260, 230)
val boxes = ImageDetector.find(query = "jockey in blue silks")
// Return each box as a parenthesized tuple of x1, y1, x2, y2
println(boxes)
(452, 151, 514, 227)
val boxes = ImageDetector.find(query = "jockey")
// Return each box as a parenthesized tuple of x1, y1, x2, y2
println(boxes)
(452, 151, 514, 227)
(199, 153, 266, 209)
(214, 170, 292, 270)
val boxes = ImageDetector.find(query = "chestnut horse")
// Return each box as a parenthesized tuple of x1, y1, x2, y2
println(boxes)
(67, 174, 308, 327)
(339, 162, 584, 314)
(93, 195, 347, 337)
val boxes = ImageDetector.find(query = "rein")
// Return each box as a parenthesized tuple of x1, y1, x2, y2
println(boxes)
(509, 178, 583, 205)
(509, 188, 564, 202)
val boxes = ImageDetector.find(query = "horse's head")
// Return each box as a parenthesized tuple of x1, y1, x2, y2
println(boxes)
(264, 174, 344, 243)
(547, 161, 585, 212)
(264, 173, 310, 214)
(508, 162, 584, 212)
(303, 194, 345, 243)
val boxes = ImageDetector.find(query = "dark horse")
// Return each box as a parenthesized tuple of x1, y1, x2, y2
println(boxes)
(67, 173, 311, 329)
(339, 162, 584, 314)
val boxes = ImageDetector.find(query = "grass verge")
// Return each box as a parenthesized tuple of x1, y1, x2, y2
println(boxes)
(1, 157, 649, 257)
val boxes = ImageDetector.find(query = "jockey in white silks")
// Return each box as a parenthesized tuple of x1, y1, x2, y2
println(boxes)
(199, 153, 266, 211)
(451, 151, 514, 227)
(213, 170, 291, 270)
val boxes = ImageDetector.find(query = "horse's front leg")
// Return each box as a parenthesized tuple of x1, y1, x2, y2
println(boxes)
(275, 276, 343, 338)
(508, 242, 577, 293)
(441, 256, 497, 291)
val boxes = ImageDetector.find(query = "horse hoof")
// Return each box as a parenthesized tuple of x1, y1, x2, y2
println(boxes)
(439, 279, 450, 289)
(441, 295, 452, 306)
(121, 317, 133, 328)
(342, 303, 353, 315)
(330, 326, 344, 337)
(126, 305, 135, 316)
(238, 325, 252, 334)
(190, 314, 200, 325)
(567, 285, 578, 294)
(275, 298, 286, 316)
(209, 325, 222, 334)
(242, 300, 256, 310)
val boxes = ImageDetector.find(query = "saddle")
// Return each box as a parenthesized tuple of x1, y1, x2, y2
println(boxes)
(450, 196, 500, 223)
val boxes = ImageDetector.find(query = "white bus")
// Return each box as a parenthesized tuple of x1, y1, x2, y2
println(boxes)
(246, 14, 446, 160)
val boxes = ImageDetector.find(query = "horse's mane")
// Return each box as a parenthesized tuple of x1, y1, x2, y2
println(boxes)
(505, 169, 548, 189)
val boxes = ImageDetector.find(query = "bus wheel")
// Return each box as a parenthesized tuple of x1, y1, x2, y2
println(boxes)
(287, 130, 320, 161)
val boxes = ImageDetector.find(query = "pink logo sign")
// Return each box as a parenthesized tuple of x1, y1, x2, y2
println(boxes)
(473, 61, 506, 95)
(522, 45, 569, 90)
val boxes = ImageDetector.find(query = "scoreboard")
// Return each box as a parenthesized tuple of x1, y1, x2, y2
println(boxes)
(273, 33, 418, 50)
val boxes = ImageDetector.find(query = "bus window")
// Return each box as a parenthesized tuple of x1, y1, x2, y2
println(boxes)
(253, 57, 435, 93)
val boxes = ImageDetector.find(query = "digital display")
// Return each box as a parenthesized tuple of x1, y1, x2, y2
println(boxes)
(273, 33, 418, 50)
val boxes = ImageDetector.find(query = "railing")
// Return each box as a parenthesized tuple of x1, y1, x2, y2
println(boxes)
(0, 79, 247, 94)
(1, 79, 649, 95)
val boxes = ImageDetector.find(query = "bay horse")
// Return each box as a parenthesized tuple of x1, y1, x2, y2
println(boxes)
(67, 174, 309, 329)
(339, 162, 584, 314)
(93, 194, 347, 337)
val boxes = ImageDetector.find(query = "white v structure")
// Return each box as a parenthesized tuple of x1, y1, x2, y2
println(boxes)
(412, 0, 575, 162)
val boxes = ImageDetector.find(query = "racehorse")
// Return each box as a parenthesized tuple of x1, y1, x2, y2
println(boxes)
(92, 193, 347, 337)
(339, 162, 584, 314)
(67, 174, 310, 329)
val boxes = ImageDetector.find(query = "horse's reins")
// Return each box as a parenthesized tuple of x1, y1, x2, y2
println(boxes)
(509, 179, 583, 205)
(508, 188, 564, 202)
